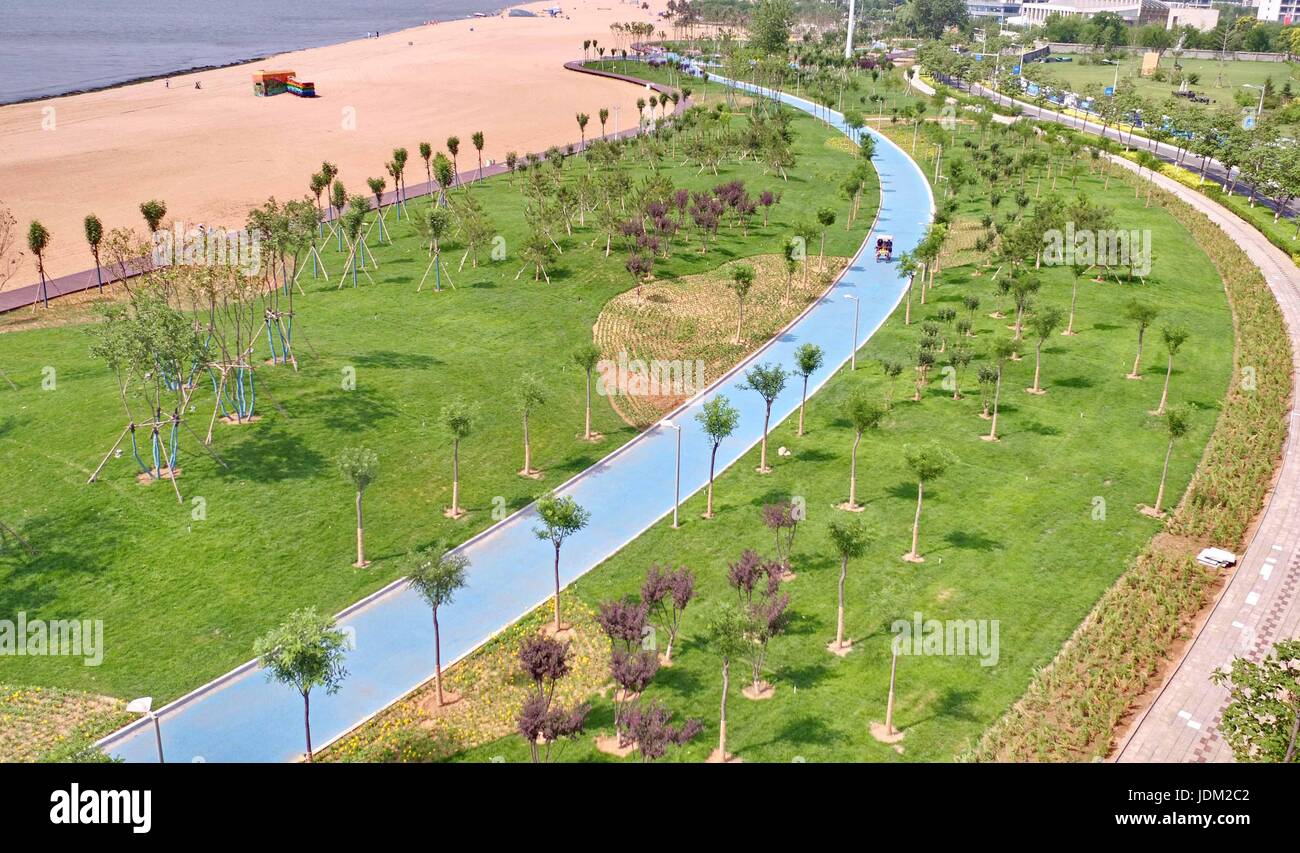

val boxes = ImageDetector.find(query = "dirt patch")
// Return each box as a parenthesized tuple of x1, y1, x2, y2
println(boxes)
(593, 253, 847, 428)
(0, 683, 129, 762)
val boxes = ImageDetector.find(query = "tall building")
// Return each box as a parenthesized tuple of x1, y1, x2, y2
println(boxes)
(1257, 0, 1299, 22)
(1019, 0, 1170, 26)
(966, 0, 1025, 20)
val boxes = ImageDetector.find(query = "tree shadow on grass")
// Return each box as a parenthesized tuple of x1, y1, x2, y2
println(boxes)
(0, 504, 124, 615)
(1053, 374, 1094, 389)
(212, 426, 328, 483)
(749, 714, 840, 751)
(942, 529, 1002, 553)
(351, 351, 444, 371)
(780, 659, 835, 692)
(293, 387, 398, 433)
(906, 686, 981, 728)
(1020, 419, 1061, 437)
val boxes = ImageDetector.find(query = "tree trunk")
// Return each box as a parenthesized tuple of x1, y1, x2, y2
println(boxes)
(835, 555, 848, 648)
(1131, 330, 1145, 377)
(797, 376, 808, 436)
(884, 649, 898, 735)
(1032, 342, 1043, 391)
(355, 490, 366, 566)
(451, 440, 460, 516)
(849, 431, 861, 507)
(1154, 438, 1173, 514)
(718, 659, 729, 757)
(584, 372, 592, 439)
(433, 609, 445, 706)
(1157, 354, 1173, 414)
(522, 412, 532, 474)
(706, 444, 718, 517)
(909, 481, 924, 559)
(552, 544, 563, 632)
(303, 692, 313, 762)
(990, 369, 1002, 438)
(759, 406, 771, 471)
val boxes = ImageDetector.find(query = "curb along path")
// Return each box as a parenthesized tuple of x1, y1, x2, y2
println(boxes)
(96, 67, 935, 762)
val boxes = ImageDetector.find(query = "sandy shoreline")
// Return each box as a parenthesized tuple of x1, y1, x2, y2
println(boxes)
(0, 0, 667, 285)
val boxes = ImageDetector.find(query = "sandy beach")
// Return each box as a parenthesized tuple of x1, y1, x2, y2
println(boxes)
(0, 0, 667, 284)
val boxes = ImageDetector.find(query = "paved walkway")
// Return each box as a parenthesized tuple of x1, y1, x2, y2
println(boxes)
(96, 71, 934, 762)
(930, 68, 1300, 761)
(1106, 153, 1300, 763)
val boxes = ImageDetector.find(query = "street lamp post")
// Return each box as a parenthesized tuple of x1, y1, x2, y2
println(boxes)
(127, 697, 165, 763)
(844, 293, 860, 370)
(660, 420, 682, 528)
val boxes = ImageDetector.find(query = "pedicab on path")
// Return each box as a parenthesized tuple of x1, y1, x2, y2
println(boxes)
(875, 235, 894, 262)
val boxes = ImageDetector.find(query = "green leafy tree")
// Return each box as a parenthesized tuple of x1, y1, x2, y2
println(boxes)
(729, 264, 755, 344)
(844, 390, 886, 511)
(827, 519, 869, 653)
(792, 343, 824, 436)
(404, 544, 470, 706)
(1125, 300, 1159, 379)
(533, 494, 590, 633)
(516, 372, 547, 476)
(572, 342, 602, 441)
(83, 214, 104, 293)
(740, 362, 787, 473)
(26, 221, 51, 308)
(253, 608, 349, 762)
(337, 447, 379, 568)
(440, 399, 477, 518)
(1027, 307, 1063, 394)
(902, 442, 957, 563)
(750, 0, 794, 56)
(1154, 326, 1189, 415)
(695, 395, 740, 518)
(1149, 404, 1191, 516)
(139, 199, 167, 233)
(705, 603, 751, 762)
(985, 337, 1018, 441)
(1211, 639, 1300, 763)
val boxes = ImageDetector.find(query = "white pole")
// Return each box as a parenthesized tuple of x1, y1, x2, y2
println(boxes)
(845, 0, 856, 60)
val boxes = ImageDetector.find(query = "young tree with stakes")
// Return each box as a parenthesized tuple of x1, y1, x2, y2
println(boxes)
(84, 214, 104, 293)
(27, 221, 51, 309)
(404, 544, 469, 706)
(572, 342, 602, 441)
(902, 442, 957, 563)
(533, 494, 590, 635)
(337, 446, 379, 568)
(695, 395, 740, 518)
(253, 608, 349, 762)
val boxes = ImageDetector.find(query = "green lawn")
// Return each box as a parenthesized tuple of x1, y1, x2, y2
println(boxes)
(0, 99, 882, 702)
(443, 121, 1236, 763)
(1040, 51, 1299, 109)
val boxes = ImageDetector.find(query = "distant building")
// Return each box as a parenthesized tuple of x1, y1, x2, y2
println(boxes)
(1256, 0, 1299, 22)
(1166, 3, 1219, 28)
(965, 0, 1024, 20)
(1019, 0, 1170, 26)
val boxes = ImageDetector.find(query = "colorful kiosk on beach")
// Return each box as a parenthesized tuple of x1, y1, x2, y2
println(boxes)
(252, 70, 316, 97)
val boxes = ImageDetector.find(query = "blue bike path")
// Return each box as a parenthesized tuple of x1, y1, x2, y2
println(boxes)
(98, 75, 934, 762)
